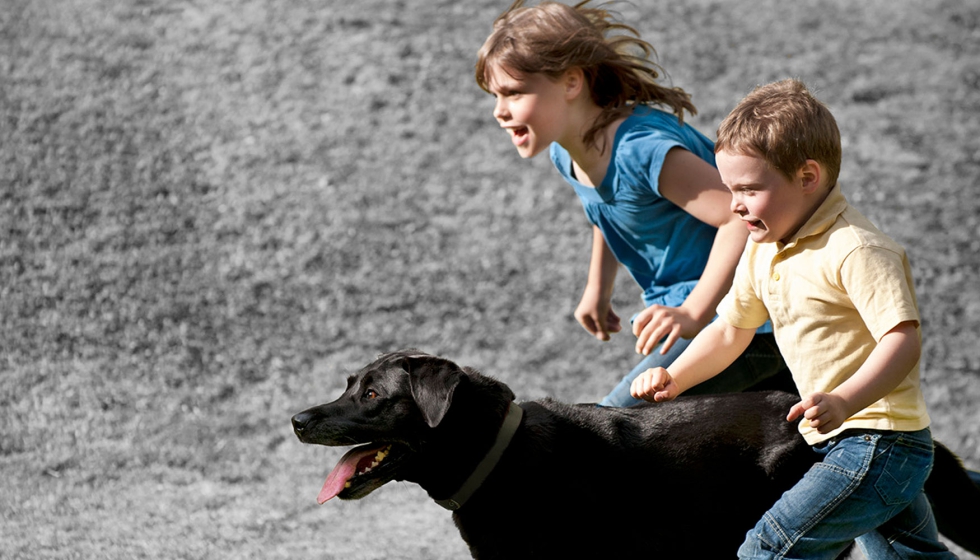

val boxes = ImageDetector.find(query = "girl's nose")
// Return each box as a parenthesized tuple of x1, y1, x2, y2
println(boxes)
(730, 196, 744, 214)
(493, 97, 508, 121)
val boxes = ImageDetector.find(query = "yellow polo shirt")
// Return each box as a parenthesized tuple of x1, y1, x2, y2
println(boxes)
(718, 183, 930, 444)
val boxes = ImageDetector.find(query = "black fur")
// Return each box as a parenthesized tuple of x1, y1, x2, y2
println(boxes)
(292, 350, 979, 559)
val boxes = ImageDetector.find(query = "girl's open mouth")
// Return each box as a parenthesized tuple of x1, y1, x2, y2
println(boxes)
(511, 126, 529, 146)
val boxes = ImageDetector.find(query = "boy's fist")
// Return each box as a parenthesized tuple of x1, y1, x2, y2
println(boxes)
(630, 367, 679, 402)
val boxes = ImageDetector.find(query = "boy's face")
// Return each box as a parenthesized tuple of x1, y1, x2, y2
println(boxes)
(486, 64, 571, 159)
(716, 150, 814, 245)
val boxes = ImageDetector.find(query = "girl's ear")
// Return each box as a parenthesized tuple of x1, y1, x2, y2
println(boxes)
(563, 67, 586, 100)
(799, 159, 823, 194)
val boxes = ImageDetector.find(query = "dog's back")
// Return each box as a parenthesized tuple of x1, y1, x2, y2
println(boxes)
(454, 391, 818, 558)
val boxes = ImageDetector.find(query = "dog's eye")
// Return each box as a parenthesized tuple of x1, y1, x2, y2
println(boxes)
(363, 389, 379, 400)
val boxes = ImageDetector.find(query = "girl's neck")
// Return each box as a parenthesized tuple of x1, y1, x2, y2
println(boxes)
(565, 109, 625, 188)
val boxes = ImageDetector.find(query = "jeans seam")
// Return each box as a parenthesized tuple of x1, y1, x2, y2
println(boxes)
(759, 512, 789, 554)
(894, 432, 935, 453)
(884, 508, 933, 545)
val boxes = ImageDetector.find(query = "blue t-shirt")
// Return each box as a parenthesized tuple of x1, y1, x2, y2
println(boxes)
(550, 106, 718, 308)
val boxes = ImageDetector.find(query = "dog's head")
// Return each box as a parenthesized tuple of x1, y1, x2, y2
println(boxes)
(291, 349, 514, 503)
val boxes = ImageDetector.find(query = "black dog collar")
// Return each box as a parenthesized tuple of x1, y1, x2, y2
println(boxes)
(435, 401, 523, 511)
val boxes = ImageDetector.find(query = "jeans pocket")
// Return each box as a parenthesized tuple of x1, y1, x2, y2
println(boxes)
(873, 431, 934, 506)
(821, 432, 879, 476)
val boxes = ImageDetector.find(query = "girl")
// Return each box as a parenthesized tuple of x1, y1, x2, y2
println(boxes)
(475, 0, 791, 405)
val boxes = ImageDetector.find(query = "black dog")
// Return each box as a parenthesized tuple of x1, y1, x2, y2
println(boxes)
(292, 350, 980, 559)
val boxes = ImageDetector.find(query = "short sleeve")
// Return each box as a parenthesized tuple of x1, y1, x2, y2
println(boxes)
(614, 127, 683, 199)
(839, 246, 920, 341)
(717, 247, 770, 330)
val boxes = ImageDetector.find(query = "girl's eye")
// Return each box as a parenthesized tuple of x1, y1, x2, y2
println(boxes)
(494, 89, 521, 99)
(363, 389, 379, 399)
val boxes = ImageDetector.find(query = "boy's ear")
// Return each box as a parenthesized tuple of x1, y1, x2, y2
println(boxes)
(799, 159, 823, 194)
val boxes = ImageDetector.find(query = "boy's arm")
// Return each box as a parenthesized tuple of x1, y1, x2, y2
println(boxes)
(630, 319, 755, 402)
(788, 320, 921, 433)
(574, 226, 622, 341)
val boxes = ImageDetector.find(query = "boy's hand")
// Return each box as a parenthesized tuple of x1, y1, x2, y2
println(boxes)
(787, 392, 850, 434)
(574, 294, 622, 341)
(630, 367, 680, 402)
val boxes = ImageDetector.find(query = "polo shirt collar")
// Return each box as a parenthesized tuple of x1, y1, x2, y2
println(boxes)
(780, 183, 848, 250)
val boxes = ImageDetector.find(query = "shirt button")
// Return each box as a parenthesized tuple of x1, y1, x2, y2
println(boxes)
(772, 272, 781, 281)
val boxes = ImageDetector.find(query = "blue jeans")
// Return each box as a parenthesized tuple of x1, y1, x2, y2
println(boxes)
(738, 428, 955, 559)
(598, 333, 791, 407)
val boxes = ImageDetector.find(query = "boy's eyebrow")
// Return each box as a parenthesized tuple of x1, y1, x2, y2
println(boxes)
(725, 179, 760, 191)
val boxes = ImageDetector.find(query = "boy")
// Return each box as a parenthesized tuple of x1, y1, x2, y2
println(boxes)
(630, 79, 954, 558)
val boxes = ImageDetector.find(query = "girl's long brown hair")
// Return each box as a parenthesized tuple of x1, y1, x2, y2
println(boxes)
(476, 0, 697, 151)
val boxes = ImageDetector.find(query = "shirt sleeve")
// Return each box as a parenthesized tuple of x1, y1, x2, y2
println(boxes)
(839, 245, 920, 341)
(716, 246, 770, 330)
(616, 127, 683, 199)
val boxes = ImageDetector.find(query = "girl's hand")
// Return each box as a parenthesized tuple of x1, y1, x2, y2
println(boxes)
(630, 367, 679, 402)
(631, 304, 701, 356)
(574, 291, 622, 341)
(787, 392, 850, 434)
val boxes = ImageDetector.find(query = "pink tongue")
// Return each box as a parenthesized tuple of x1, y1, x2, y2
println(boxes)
(317, 445, 385, 504)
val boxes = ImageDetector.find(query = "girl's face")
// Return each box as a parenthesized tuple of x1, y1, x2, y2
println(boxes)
(486, 64, 572, 158)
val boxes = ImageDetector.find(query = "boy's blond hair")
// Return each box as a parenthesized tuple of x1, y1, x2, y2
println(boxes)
(716, 79, 841, 188)
(475, 0, 696, 151)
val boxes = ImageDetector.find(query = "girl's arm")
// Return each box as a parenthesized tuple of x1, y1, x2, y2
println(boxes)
(633, 148, 749, 355)
(631, 319, 755, 401)
(787, 321, 921, 433)
(574, 226, 622, 341)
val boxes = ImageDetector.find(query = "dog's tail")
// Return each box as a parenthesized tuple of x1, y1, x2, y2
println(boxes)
(926, 440, 980, 556)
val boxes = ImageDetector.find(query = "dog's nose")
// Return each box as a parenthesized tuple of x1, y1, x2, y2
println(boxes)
(291, 412, 312, 437)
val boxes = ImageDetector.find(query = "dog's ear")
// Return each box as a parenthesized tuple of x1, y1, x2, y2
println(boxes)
(404, 356, 462, 428)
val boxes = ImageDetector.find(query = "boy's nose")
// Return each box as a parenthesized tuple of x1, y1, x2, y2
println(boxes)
(730, 197, 745, 215)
